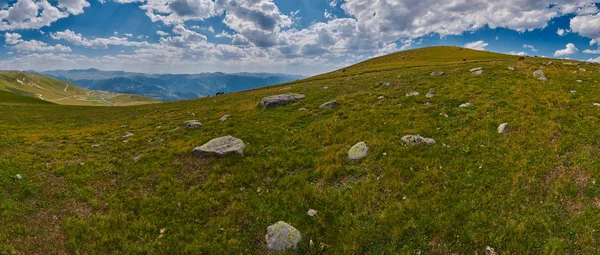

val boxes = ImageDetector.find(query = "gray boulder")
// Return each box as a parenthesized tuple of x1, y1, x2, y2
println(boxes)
(426, 91, 438, 98)
(533, 70, 547, 81)
(401, 135, 436, 146)
(459, 102, 472, 108)
(266, 221, 301, 251)
(431, 71, 445, 76)
(182, 120, 202, 129)
(470, 67, 482, 72)
(219, 115, 230, 123)
(472, 70, 484, 75)
(577, 80, 583, 83)
(348, 141, 369, 160)
(122, 132, 134, 138)
(580, 68, 587, 72)
(193, 136, 246, 156)
(260, 93, 306, 108)
(377, 96, 385, 100)
(498, 123, 510, 134)
(406, 92, 420, 97)
(319, 100, 339, 109)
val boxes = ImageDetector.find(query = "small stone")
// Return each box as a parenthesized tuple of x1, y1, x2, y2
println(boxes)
(423, 102, 431, 105)
(323, 86, 329, 90)
(508, 67, 515, 71)
(348, 141, 369, 160)
(307, 209, 317, 217)
(572, 71, 578, 74)
(122, 140, 128, 144)
(182, 120, 202, 129)
(377, 96, 385, 100)
(472, 70, 484, 75)
(91, 143, 100, 148)
(431, 71, 445, 76)
(570, 90, 576, 94)
(533, 70, 546, 81)
(485, 246, 497, 255)
(426, 91, 438, 98)
(406, 92, 420, 97)
(14, 174, 22, 180)
(469, 67, 482, 72)
(319, 100, 339, 109)
(133, 156, 141, 161)
(266, 221, 301, 251)
(577, 80, 583, 83)
(593, 103, 600, 107)
(298, 108, 308, 111)
(361, 70, 367, 74)
(381, 82, 391, 86)
(79, 162, 85, 166)
(122, 132, 134, 138)
(498, 123, 510, 134)
(193, 136, 246, 156)
(459, 102, 472, 108)
(546, 61, 554, 66)
(219, 115, 230, 123)
(580, 68, 587, 72)
(401, 135, 436, 146)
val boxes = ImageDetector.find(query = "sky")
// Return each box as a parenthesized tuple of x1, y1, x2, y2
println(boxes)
(0, 0, 599, 76)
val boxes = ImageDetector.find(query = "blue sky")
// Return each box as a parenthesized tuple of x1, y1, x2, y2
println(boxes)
(0, 0, 599, 75)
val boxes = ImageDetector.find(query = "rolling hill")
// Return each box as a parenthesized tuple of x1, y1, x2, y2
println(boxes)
(41, 69, 305, 101)
(0, 71, 159, 106)
(2, 46, 600, 254)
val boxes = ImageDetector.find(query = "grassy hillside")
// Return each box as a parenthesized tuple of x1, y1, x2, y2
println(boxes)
(0, 71, 159, 106)
(2, 46, 600, 254)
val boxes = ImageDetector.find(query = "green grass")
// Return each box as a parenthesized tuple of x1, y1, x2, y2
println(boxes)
(1, 46, 600, 254)
(0, 71, 158, 106)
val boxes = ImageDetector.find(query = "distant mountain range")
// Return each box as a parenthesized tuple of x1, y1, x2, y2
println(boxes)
(41, 69, 306, 101)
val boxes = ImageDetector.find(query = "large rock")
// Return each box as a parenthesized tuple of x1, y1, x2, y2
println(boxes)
(260, 93, 306, 108)
(401, 135, 436, 146)
(498, 123, 510, 134)
(122, 132, 134, 138)
(319, 100, 339, 109)
(348, 141, 369, 160)
(266, 221, 301, 251)
(426, 91, 438, 98)
(182, 120, 202, 129)
(533, 70, 547, 81)
(193, 136, 245, 156)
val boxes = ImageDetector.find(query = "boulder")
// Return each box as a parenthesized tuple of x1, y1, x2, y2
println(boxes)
(580, 68, 587, 72)
(498, 123, 510, 134)
(193, 136, 246, 156)
(469, 67, 482, 72)
(401, 135, 436, 146)
(182, 120, 202, 129)
(377, 96, 385, 100)
(459, 102, 472, 108)
(508, 67, 515, 71)
(260, 93, 306, 108)
(426, 91, 438, 98)
(431, 71, 445, 76)
(266, 221, 301, 251)
(406, 92, 420, 97)
(319, 100, 339, 109)
(533, 70, 547, 81)
(348, 141, 369, 160)
(122, 132, 134, 138)
(219, 115, 230, 123)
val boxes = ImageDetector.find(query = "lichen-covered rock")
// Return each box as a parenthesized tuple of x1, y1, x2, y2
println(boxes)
(533, 70, 547, 81)
(348, 141, 369, 160)
(182, 120, 202, 129)
(122, 132, 134, 138)
(307, 209, 317, 217)
(319, 100, 339, 109)
(193, 136, 245, 156)
(260, 93, 306, 108)
(431, 71, 445, 76)
(219, 115, 230, 123)
(426, 91, 438, 98)
(498, 123, 510, 134)
(472, 70, 484, 75)
(266, 221, 301, 251)
(406, 92, 420, 97)
(401, 135, 436, 146)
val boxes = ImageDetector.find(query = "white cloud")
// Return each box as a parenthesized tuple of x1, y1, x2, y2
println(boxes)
(156, 30, 169, 37)
(554, 43, 579, 56)
(508, 51, 526, 56)
(5, 32, 71, 52)
(51, 29, 150, 49)
(523, 44, 538, 51)
(557, 28, 567, 36)
(583, 49, 600, 54)
(464, 40, 488, 50)
(570, 12, 600, 44)
(124, 33, 133, 37)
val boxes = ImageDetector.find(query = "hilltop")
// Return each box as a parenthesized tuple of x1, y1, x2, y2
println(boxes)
(1, 46, 600, 254)
(41, 69, 305, 101)
(0, 71, 158, 106)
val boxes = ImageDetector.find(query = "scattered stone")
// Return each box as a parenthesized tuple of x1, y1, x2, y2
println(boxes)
(401, 135, 436, 146)
(319, 100, 339, 109)
(498, 123, 510, 134)
(361, 70, 367, 74)
(580, 68, 587, 72)
(133, 156, 141, 162)
(122, 140, 128, 144)
(91, 143, 100, 148)
(546, 61, 554, 66)
(533, 70, 547, 81)
(472, 70, 484, 75)
(381, 82, 391, 86)
(423, 102, 431, 106)
(266, 221, 301, 251)
(13, 174, 22, 180)
(431, 71, 445, 76)
(345, 77, 353, 81)
(594, 103, 600, 107)
(577, 80, 583, 83)
(193, 136, 246, 157)
(485, 246, 497, 255)
(572, 71, 578, 74)
(426, 91, 438, 98)
(307, 209, 317, 217)
(459, 102, 472, 108)
(508, 67, 515, 71)
(406, 92, 420, 97)
(323, 86, 329, 90)
(377, 96, 385, 100)
(182, 120, 202, 129)
(122, 132, 134, 138)
(570, 90, 577, 94)
(397, 75, 402, 78)
(469, 67, 482, 72)
(298, 108, 308, 111)
(260, 93, 306, 109)
(348, 141, 369, 160)
(220, 115, 230, 123)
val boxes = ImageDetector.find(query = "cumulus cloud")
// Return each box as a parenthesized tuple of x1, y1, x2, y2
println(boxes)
(5, 32, 71, 52)
(0, 0, 86, 30)
(554, 43, 579, 56)
(464, 40, 488, 50)
(523, 44, 538, 51)
(51, 29, 150, 49)
(508, 51, 526, 56)
(570, 12, 600, 44)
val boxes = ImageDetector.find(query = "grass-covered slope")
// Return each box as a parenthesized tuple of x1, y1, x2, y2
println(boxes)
(0, 71, 159, 106)
(2, 46, 600, 254)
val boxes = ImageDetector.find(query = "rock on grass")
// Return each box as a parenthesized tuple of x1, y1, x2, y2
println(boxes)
(266, 221, 301, 251)
(182, 120, 202, 129)
(348, 141, 369, 160)
(193, 136, 246, 156)
(260, 93, 306, 108)
(319, 100, 339, 109)
(498, 123, 510, 134)
(401, 135, 436, 146)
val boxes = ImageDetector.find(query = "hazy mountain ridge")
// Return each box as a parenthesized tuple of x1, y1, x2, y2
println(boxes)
(41, 69, 306, 101)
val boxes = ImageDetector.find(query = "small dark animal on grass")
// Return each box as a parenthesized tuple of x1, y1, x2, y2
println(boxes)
(342, 69, 346, 73)
(463, 58, 467, 62)
(519, 56, 525, 61)
(216, 92, 225, 96)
